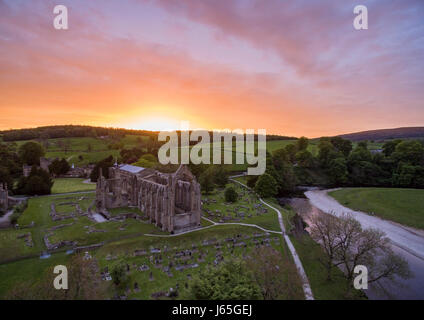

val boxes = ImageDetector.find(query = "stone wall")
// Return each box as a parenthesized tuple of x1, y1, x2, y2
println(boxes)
(96, 164, 201, 233)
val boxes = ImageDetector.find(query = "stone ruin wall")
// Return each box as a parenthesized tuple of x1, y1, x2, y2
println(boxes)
(96, 165, 201, 234)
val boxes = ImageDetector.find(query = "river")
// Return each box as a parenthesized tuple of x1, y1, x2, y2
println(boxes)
(287, 195, 424, 300)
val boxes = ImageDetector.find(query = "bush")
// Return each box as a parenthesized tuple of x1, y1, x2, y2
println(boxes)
(188, 259, 262, 300)
(246, 175, 258, 188)
(111, 264, 128, 288)
(16, 166, 53, 195)
(49, 158, 71, 176)
(224, 186, 238, 203)
(254, 173, 278, 198)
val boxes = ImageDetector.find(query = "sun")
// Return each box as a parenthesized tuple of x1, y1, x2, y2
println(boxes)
(126, 116, 182, 131)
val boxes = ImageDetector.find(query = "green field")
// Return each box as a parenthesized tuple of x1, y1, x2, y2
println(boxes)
(52, 178, 96, 194)
(329, 188, 424, 230)
(202, 182, 280, 232)
(290, 235, 366, 300)
(8, 135, 147, 166)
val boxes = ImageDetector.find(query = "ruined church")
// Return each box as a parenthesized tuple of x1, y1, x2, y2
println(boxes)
(96, 164, 201, 234)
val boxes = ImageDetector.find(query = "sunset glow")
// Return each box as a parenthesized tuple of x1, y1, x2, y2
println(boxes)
(1, 0, 423, 137)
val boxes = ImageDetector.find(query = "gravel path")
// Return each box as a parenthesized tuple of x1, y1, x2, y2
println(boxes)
(305, 189, 424, 260)
(0, 209, 13, 226)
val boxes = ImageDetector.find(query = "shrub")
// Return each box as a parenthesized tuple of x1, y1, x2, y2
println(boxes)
(224, 186, 238, 203)
(254, 173, 278, 198)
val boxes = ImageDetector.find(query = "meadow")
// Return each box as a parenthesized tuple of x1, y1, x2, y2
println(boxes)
(329, 188, 424, 230)
(51, 178, 96, 194)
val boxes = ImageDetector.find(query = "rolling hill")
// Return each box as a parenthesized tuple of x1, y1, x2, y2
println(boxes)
(337, 127, 424, 141)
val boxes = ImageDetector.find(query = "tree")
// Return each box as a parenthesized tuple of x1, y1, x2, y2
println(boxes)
(213, 165, 229, 188)
(296, 137, 309, 152)
(0, 166, 13, 191)
(391, 140, 424, 166)
(90, 156, 114, 182)
(49, 158, 70, 176)
(246, 175, 259, 188)
(245, 247, 304, 300)
(224, 186, 238, 203)
(336, 215, 411, 294)
(295, 150, 314, 168)
(111, 263, 129, 289)
(328, 157, 348, 185)
(284, 144, 297, 164)
(120, 147, 144, 164)
(310, 213, 345, 281)
(272, 148, 289, 169)
(199, 167, 215, 194)
(310, 213, 411, 294)
(16, 166, 53, 195)
(382, 139, 402, 157)
(188, 259, 262, 300)
(330, 137, 353, 157)
(348, 145, 372, 163)
(18, 141, 45, 165)
(318, 140, 341, 168)
(254, 173, 278, 198)
(392, 163, 424, 188)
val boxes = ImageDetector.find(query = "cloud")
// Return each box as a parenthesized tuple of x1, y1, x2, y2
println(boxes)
(0, 0, 423, 137)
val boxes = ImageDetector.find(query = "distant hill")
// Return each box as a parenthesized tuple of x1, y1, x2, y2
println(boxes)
(337, 127, 424, 142)
(0, 125, 295, 142)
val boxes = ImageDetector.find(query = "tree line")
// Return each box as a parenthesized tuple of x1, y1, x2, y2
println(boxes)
(246, 136, 424, 198)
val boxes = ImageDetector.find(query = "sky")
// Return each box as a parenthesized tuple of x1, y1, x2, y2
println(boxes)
(0, 0, 423, 138)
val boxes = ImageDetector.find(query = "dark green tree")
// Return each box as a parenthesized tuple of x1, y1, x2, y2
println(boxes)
(224, 186, 238, 203)
(391, 140, 424, 166)
(16, 166, 53, 195)
(213, 165, 229, 188)
(90, 156, 114, 182)
(296, 136, 309, 152)
(199, 167, 215, 194)
(328, 157, 348, 185)
(188, 259, 262, 300)
(18, 141, 45, 165)
(382, 139, 402, 157)
(254, 173, 278, 198)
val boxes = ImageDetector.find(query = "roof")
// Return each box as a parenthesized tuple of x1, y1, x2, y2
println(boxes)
(118, 164, 145, 174)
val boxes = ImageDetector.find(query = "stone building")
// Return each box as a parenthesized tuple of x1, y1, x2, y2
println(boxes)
(23, 157, 52, 177)
(96, 164, 201, 234)
(0, 183, 9, 212)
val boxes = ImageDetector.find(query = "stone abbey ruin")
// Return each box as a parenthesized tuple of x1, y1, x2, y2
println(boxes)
(96, 164, 201, 234)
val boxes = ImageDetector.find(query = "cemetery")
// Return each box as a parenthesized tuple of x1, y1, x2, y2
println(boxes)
(0, 179, 295, 299)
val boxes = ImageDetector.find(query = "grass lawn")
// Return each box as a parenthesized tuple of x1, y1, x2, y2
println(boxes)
(0, 224, 301, 300)
(202, 182, 281, 232)
(0, 252, 70, 298)
(290, 235, 366, 300)
(329, 188, 424, 230)
(92, 224, 298, 300)
(52, 178, 96, 194)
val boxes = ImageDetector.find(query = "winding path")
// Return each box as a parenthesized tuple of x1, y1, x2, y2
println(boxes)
(230, 177, 314, 300)
(0, 210, 14, 227)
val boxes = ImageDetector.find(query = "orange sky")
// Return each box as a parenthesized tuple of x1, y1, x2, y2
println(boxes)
(1, 0, 423, 138)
